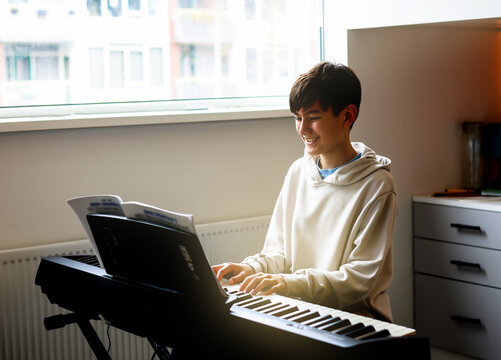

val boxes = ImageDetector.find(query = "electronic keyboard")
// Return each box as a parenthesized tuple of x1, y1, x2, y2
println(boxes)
(36, 255, 430, 359)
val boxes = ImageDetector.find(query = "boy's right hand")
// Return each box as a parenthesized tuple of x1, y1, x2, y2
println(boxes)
(212, 262, 255, 285)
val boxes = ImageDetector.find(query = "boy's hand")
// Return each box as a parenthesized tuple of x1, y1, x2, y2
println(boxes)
(212, 262, 255, 285)
(239, 273, 287, 296)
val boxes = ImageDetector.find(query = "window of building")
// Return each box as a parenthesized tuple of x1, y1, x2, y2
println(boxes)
(89, 48, 105, 88)
(246, 48, 257, 84)
(108, 0, 122, 17)
(130, 51, 144, 82)
(128, 0, 140, 11)
(110, 50, 125, 88)
(87, 0, 101, 16)
(149, 47, 164, 87)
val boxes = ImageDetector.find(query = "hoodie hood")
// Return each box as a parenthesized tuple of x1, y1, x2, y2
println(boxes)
(305, 142, 392, 186)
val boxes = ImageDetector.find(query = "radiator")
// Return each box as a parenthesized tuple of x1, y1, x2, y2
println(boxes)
(0, 215, 269, 360)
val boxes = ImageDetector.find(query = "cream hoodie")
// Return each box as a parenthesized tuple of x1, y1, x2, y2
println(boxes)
(242, 142, 397, 322)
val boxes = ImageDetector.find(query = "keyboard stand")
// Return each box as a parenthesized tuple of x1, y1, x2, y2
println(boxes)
(44, 312, 178, 360)
(148, 338, 173, 360)
(44, 312, 112, 360)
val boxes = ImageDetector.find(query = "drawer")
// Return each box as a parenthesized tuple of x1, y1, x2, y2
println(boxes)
(415, 274, 501, 359)
(414, 238, 501, 288)
(413, 202, 501, 250)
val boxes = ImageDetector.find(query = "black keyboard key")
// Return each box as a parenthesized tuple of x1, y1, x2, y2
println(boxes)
(344, 325, 375, 338)
(312, 316, 342, 328)
(256, 302, 283, 312)
(358, 329, 391, 340)
(262, 304, 289, 314)
(270, 306, 299, 317)
(233, 293, 253, 303)
(236, 297, 263, 307)
(321, 319, 351, 332)
(244, 299, 272, 310)
(292, 311, 320, 323)
(283, 309, 310, 320)
(335, 322, 365, 335)
(303, 314, 333, 327)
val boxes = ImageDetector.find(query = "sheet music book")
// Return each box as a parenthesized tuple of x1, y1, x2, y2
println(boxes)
(66, 194, 195, 268)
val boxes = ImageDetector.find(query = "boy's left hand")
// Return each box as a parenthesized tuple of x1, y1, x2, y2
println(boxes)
(239, 272, 287, 296)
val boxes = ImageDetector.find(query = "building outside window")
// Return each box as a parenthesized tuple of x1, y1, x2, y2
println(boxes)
(0, 0, 321, 108)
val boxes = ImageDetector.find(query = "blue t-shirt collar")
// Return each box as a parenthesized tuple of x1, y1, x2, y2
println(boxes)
(316, 153, 362, 179)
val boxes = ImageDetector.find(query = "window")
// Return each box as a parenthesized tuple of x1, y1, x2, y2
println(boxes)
(246, 48, 257, 84)
(0, 0, 322, 121)
(128, 0, 140, 11)
(180, 44, 196, 78)
(130, 51, 144, 82)
(149, 47, 164, 87)
(108, 0, 122, 17)
(87, 0, 101, 16)
(245, 0, 256, 20)
(110, 50, 125, 88)
(89, 48, 105, 88)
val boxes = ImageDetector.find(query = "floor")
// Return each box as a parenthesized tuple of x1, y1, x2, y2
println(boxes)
(431, 347, 478, 360)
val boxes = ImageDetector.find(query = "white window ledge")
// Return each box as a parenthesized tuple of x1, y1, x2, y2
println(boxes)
(0, 97, 291, 133)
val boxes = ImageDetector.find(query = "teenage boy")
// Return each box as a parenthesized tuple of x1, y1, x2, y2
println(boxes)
(213, 61, 397, 322)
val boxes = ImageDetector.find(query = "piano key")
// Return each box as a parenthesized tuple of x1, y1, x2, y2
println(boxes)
(335, 323, 365, 335)
(321, 319, 351, 332)
(291, 311, 320, 323)
(282, 309, 310, 320)
(357, 329, 391, 340)
(312, 317, 342, 329)
(269, 306, 299, 317)
(254, 302, 283, 312)
(391, 327, 417, 337)
(302, 314, 333, 327)
(262, 304, 289, 314)
(236, 297, 264, 307)
(243, 299, 271, 310)
(232, 293, 253, 303)
(344, 325, 375, 339)
(354, 318, 379, 328)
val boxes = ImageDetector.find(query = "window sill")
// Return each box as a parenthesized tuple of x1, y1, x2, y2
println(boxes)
(0, 97, 291, 133)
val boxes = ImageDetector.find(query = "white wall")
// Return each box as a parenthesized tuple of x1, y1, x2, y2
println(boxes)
(0, 118, 303, 250)
(325, 0, 501, 64)
(348, 21, 501, 326)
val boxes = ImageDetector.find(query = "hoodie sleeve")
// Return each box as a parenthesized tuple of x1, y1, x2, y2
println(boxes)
(281, 191, 397, 308)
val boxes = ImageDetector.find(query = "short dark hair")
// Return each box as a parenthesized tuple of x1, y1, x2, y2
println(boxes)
(289, 61, 361, 121)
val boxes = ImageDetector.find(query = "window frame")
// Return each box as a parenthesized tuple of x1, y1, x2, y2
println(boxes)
(0, 96, 291, 133)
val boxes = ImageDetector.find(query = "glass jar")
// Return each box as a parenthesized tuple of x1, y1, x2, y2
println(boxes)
(461, 121, 484, 189)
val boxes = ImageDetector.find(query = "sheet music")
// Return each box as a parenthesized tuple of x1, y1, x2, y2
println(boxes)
(121, 201, 195, 234)
(66, 194, 196, 268)
(66, 195, 124, 268)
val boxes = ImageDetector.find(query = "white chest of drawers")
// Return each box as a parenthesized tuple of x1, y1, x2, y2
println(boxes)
(413, 195, 501, 360)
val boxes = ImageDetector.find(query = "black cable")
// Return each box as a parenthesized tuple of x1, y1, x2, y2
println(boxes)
(106, 324, 112, 353)
(151, 350, 157, 360)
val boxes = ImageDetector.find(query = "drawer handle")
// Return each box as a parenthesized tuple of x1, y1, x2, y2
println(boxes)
(450, 315, 482, 326)
(450, 259, 482, 270)
(450, 223, 482, 232)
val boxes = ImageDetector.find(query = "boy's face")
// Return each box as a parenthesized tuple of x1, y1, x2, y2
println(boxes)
(294, 100, 354, 168)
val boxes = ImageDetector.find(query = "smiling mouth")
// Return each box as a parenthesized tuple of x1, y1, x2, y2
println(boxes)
(303, 136, 319, 144)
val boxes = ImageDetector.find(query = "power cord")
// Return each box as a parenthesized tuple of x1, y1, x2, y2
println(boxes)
(106, 324, 112, 354)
